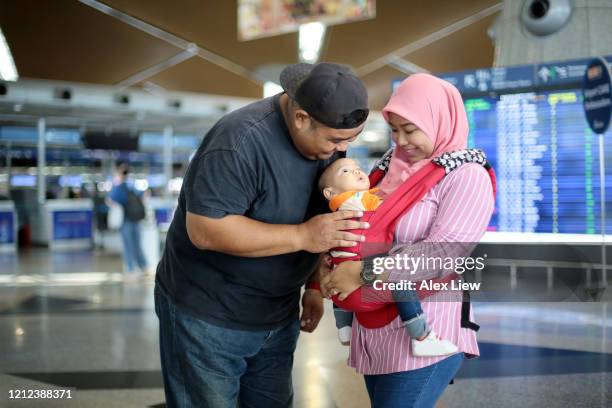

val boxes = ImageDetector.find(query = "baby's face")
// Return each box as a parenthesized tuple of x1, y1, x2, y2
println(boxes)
(324, 158, 370, 195)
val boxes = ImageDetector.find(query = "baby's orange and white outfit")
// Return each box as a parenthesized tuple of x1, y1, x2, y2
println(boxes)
(329, 188, 382, 258)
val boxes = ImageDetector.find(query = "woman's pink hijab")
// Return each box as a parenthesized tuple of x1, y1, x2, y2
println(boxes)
(378, 73, 469, 196)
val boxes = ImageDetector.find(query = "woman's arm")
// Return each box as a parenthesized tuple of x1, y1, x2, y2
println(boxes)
(382, 163, 494, 283)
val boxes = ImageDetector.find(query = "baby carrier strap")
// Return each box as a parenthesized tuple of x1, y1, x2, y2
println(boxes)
(432, 149, 497, 197)
(332, 148, 495, 330)
(360, 148, 496, 258)
(329, 162, 445, 264)
(370, 147, 495, 195)
(461, 289, 480, 332)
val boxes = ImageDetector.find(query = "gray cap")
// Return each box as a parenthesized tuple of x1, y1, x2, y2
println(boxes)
(280, 62, 369, 129)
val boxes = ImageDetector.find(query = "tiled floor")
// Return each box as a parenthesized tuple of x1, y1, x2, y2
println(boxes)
(0, 249, 610, 407)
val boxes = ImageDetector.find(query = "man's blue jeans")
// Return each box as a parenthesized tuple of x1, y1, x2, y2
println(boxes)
(364, 352, 464, 408)
(154, 286, 300, 408)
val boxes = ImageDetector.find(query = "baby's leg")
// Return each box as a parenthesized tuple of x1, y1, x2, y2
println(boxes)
(333, 304, 353, 328)
(393, 289, 429, 340)
(333, 304, 353, 345)
(393, 289, 458, 357)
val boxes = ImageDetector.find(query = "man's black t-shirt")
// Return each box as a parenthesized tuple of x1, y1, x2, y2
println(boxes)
(156, 94, 337, 331)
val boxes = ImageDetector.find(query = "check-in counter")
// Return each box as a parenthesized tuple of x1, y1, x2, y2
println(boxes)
(101, 197, 176, 268)
(31, 199, 94, 250)
(143, 197, 177, 267)
(0, 201, 17, 252)
(147, 197, 177, 225)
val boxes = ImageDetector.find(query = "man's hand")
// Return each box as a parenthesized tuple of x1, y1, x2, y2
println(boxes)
(300, 289, 324, 333)
(322, 260, 363, 301)
(297, 211, 370, 253)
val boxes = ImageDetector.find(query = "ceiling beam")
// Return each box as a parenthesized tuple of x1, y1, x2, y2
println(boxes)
(78, 0, 262, 85)
(357, 2, 503, 77)
(386, 56, 430, 75)
(115, 48, 197, 89)
(142, 81, 168, 95)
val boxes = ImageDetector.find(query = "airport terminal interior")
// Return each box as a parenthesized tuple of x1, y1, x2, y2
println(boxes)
(0, 0, 611, 407)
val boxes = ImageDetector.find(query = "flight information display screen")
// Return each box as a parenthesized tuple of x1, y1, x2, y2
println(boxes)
(465, 89, 612, 234)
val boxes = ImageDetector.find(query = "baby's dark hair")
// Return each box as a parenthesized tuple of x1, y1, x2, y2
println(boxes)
(318, 159, 345, 194)
(318, 170, 330, 193)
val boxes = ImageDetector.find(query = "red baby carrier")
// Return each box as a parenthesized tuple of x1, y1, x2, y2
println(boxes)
(331, 148, 497, 329)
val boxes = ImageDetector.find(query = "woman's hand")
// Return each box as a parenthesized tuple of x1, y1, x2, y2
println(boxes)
(322, 260, 363, 301)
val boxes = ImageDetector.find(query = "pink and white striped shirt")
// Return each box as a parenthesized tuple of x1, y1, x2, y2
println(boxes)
(348, 163, 494, 375)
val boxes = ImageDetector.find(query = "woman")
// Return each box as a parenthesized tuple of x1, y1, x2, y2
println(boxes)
(321, 74, 495, 407)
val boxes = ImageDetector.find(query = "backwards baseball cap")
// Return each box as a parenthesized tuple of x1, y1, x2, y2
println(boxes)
(280, 62, 369, 129)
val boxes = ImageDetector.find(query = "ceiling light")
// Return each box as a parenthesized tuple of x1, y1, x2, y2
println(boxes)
(299, 22, 326, 63)
(0, 28, 18, 81)
(134, 179, 149, 191)
(263, 81, 283, 98)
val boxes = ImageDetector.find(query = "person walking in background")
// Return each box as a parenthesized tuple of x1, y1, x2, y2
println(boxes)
(109, 162, 150, 280)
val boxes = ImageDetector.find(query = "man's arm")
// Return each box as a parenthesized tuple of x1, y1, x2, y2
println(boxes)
(186, 210, 369, 257)
(298, 254, 328, 333)
(305, 253, 330, 287)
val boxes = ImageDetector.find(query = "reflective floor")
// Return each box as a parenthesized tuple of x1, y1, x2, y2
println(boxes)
(0, 249, 610, 407)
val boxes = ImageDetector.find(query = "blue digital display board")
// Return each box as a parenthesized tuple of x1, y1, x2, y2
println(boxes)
(139, 133, 201, 151)
(10, 175, 36, 187)
(393, 56, 612, 235)
(0, 127, 81, 146)
(465, 89, 612, 234)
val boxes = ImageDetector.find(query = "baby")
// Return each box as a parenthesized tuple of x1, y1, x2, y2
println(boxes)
(319, 158, 458, 357)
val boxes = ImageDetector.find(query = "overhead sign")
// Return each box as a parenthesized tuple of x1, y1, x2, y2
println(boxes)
(583, 57, 612, 134)
(238, 0, 376, 41)
(537, 60, 590, 86)
(0, 127, 81, 146)
(436, 55, 612, 95)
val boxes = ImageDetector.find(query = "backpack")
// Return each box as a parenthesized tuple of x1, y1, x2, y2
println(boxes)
(124, 187, 146, 222)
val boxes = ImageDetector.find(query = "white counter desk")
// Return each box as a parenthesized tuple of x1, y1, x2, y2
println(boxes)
(31, 199, 94, 250)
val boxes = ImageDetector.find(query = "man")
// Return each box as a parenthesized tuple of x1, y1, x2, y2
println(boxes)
(155, 62, 370, 407)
